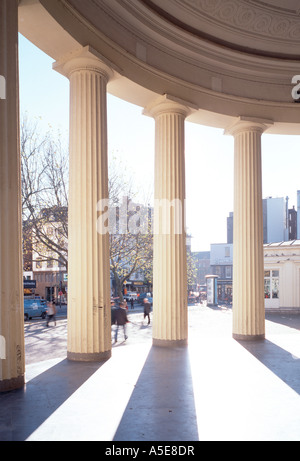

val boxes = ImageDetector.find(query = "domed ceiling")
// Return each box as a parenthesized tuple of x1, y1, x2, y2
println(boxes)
(18, 0, 300, 131)
(141, 0, 300, 58)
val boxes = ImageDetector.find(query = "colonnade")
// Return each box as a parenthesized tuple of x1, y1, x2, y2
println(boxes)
(1, 0, 268, 390)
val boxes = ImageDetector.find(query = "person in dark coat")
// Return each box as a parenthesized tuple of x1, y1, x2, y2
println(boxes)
(143, 298, 151, 325)
(114, 302, 128, 343)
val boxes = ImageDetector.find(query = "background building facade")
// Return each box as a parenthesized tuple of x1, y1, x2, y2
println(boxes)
(228, 195, 298, 246)
(210, 243, 233, 303)
(263, 197, 289, 244)
(264, 241, 300, 310)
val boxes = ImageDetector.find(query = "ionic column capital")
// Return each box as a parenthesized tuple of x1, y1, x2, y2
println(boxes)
(53, 45, 116, 82)
(224, 116, 274, 136)
(144, 94, 197, 119)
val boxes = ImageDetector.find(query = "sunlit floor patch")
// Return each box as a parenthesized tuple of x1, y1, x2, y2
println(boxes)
(26, 343, 152, 441)
(188, 327, 300, 441)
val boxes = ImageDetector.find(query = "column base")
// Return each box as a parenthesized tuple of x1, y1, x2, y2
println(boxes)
(233, 333, 265, 341)
(67, 350, 111, 362)
(153, 338, 188, 348)
(0, 375, 25, 393)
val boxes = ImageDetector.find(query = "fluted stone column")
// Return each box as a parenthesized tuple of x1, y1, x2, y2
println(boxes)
(54, 47, 113, 361)
(226, 117, 272, 340)
(145, 95, 192, 347)
(0, 0, 25, 391)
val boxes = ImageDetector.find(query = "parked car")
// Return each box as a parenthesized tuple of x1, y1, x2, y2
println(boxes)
(24, 299, 47, 321)
(123, 292, 138, 301)
(188, 295, 198, 304)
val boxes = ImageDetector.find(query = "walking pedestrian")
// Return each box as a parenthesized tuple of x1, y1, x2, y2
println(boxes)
(143, 298, 151, 325)
(46, 301, 56, 327)
(130, 298, 134, 309)
(114, 302, 129, 343)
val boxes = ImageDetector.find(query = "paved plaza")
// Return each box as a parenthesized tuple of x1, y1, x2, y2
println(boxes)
(0, 304, 300, 441)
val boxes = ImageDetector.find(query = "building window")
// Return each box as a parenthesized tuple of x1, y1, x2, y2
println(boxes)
(36, 273, 44, 282)
(225, 266, 232, 279)
(214, 266, 221, 276)
(46, 273, 55, 283)
(264, 270, 279, 299)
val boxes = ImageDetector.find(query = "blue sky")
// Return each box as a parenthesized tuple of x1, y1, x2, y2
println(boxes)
(18, 34, 300, 251)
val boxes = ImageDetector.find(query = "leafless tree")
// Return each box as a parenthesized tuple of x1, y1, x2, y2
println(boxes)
(108, 156, 153, 300)
(21, 115, 68, 270)
(21, 118, 153, 296)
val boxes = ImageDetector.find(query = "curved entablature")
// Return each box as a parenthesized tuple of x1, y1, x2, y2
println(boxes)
(141, 0, 300, 60)
(18, 0, 300, 133)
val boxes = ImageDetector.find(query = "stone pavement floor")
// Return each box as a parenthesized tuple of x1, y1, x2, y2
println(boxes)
(24, 305, 153, 365)
(1, 304, 300, 441)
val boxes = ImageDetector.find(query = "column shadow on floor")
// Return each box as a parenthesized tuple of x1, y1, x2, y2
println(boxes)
(113, 345, 199, 441)
(265, 313, 300, 332)
(237, 339, 300, 396)
(0, 359, 104, 441)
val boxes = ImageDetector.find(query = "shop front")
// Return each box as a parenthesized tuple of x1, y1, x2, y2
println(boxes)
(264, 242, 300, 310)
